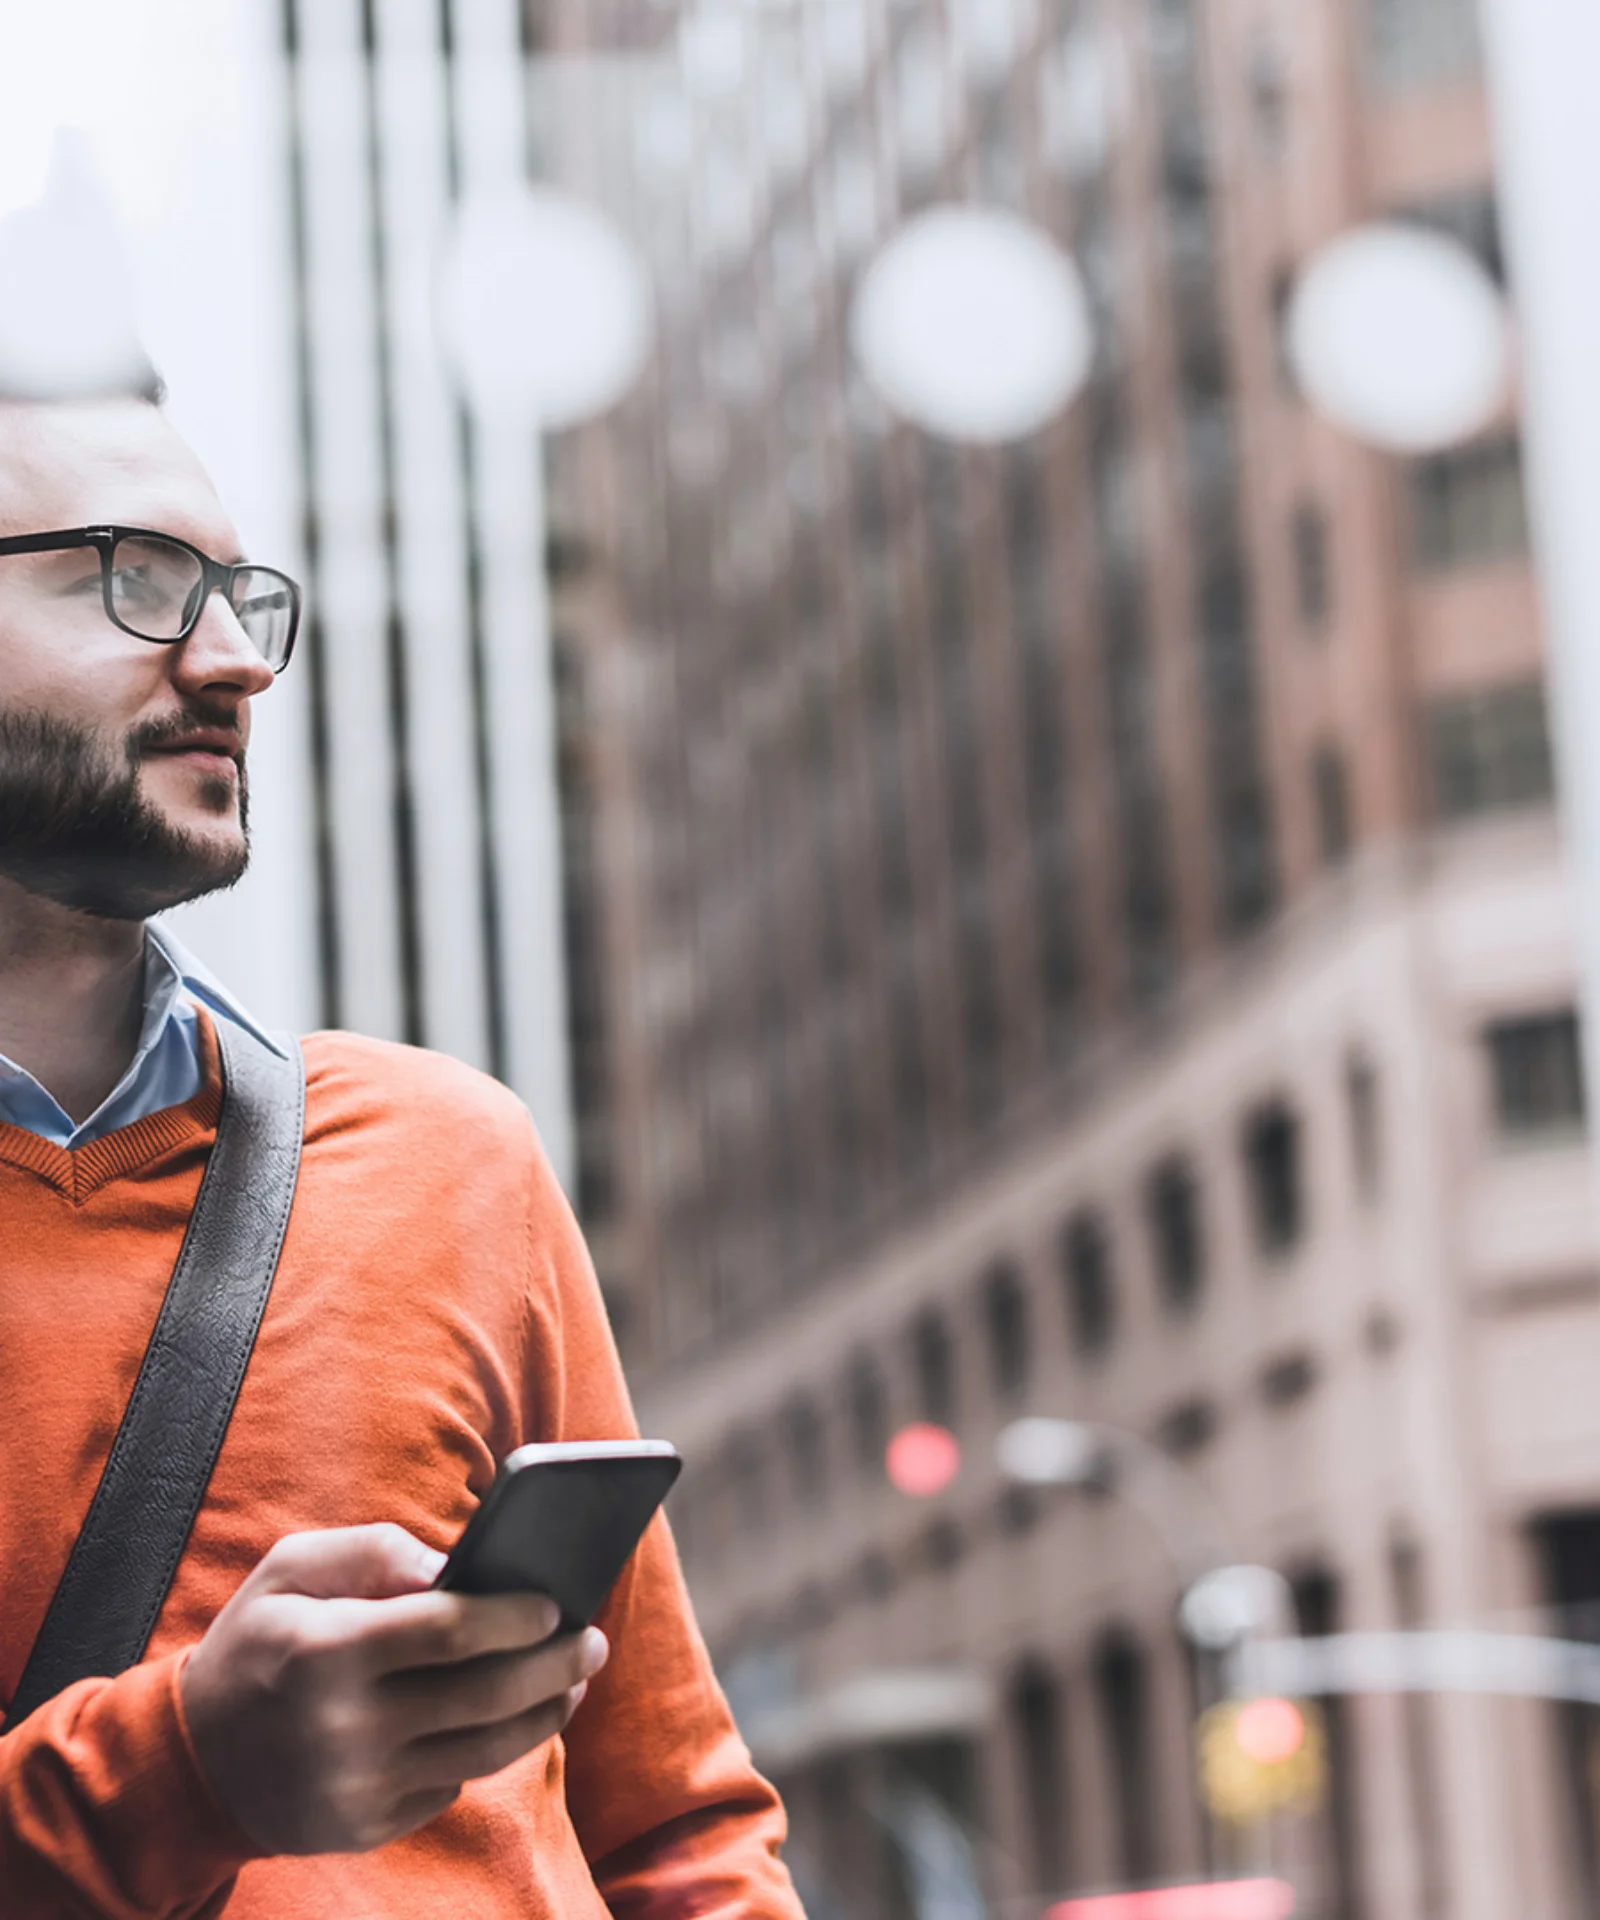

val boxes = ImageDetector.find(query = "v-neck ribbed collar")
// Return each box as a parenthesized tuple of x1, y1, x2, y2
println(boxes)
(0, 1012, 223, 1205)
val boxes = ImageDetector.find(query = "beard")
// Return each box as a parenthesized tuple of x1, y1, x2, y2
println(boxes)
(0, 705, 250, 920)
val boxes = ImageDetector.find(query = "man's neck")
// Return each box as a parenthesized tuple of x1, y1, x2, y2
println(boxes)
(0, 877, 147, 1124)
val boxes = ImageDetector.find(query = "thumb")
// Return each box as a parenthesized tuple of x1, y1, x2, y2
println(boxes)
(249, 1523, 447, 1600)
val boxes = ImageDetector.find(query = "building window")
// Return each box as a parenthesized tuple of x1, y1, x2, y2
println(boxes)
(1410, 435, 1529, 572)
(1145, 1154, 1205, 1313)
(1366, 0, 1482, 93)
(912, 1308, 959, 1429)
(1346, 1051, 1383, 1202)
(1260, 1350, 1319, 1409)
(1062, 1209, 1117, 1357)
(1093, 1630, 1158, 1887)
(846, 1352, 890, 1481)
(781, 1395, 828, 1512)
(958, 911, 1007, 1128)
(1313, 744, 1353, 866)
(1531, 1512, 1600, 1912)
(1290, 1569, 1364, 1917)
(887, 964, 931, 1172)
(1156, 1395, 1219, 1456)
(983, 1261, 1032, 1402)
(1009, 1660, 1070, 1896)
(1425, 679, 1555, 822)
(1093, 392, 1179, 1000)
(1293, 502, 1331, 628)
(1487, 1011, 1586, 1141)
(1242, 1098, 1305, 1255)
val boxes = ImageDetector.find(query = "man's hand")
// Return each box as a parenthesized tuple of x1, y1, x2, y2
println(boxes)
(180, 1523, 608, 1855)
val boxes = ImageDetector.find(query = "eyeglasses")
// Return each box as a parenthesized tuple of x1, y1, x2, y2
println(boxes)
(0, 524, 301, 673)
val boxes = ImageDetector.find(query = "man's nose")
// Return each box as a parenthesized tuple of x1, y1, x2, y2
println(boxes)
(169, 590, 278, 699)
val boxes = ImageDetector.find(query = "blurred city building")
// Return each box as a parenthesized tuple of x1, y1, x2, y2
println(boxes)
(175, 0, 1600, 1911)
(533, 1, 1600, 1916)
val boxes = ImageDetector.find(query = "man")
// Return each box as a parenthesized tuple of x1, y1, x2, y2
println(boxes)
(0, 394, 802, 1918)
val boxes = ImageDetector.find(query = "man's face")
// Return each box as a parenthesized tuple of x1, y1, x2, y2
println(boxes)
(0, 400, 276, 919)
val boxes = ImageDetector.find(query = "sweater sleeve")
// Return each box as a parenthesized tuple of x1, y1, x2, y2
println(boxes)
(0, 1649, 257, 1919)
(519, 1130, 804, 1920)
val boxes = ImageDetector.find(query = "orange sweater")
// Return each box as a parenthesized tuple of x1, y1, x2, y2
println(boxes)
(0, 1018, 800, 1919)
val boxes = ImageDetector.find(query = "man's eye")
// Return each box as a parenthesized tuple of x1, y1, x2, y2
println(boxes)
(110, 567, 162, 606)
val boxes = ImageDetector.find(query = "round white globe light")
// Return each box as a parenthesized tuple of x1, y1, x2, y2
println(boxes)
(1179, 1564, 1294, 1651)
(851, 205, 1094, 444)
(1285, 222, 1512, 454)
(996, 1417, 1102, 1487)
(437, 184, 653, 431)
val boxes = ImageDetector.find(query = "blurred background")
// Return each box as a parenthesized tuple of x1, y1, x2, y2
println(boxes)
(11, 0, 1600, 1913)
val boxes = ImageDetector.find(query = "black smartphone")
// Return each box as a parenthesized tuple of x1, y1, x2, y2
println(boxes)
(434, 1439, 682, 1631)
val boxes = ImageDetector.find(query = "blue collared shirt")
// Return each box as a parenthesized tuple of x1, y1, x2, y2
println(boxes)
(0, 921, 284, 1148)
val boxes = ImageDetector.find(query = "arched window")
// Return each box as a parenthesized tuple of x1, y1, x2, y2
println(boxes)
(1145, 1153, 1205, 1313)
(846, 1351, 890, 1480)
(1242, 1097, 1304, 1254)
(983, 1260, 1032, 1400)
(1008, 1658, 1070, 1897)
(1062, 1209, 1116, 1357)
(911, 1307, 958, 1428)
(1092, 1628, 1156, 1887)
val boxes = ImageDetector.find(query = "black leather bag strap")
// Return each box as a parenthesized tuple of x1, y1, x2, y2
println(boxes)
(6, 1018, 305, 1726)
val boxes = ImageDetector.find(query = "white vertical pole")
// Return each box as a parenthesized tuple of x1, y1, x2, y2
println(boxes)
(373, 5, 491, 1070)
(1478, 0, 1600, 1159)
(295, 0, 407, 1041)
(1473, 6, 1600, 1913)
(450, 0, 575, 1188)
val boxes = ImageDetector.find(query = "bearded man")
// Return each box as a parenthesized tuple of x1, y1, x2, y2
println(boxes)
(0, 393, 800, 1919)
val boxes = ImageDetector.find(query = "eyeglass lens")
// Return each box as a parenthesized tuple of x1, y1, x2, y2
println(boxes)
(229, 567, 297, 671)
(109, 534, 295, 670)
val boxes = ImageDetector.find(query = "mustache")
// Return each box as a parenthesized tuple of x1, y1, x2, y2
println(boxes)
(130, 701, 245, 761)
(0, 703, 251, 919)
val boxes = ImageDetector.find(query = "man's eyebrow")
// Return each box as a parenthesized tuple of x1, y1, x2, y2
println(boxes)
(162, 530, 249, 566)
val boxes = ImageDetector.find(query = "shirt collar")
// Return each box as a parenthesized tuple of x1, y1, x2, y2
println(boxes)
(145, 920, 289, 1060)
(0, 922, 281, 1150)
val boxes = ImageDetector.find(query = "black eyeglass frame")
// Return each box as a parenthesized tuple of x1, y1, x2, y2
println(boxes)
(0, 523, 302, 673)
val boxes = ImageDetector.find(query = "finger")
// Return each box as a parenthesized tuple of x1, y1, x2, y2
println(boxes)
(358, 1590, 564, 1677)
(399, 1687, 587, 1792)
(381, 1628, 607, 1739)
(249, 1524, 447, 1601)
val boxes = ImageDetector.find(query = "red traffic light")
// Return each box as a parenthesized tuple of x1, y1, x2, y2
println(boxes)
(1233, 1697, 1307, 1766)
(886, 1422, 961, 1497)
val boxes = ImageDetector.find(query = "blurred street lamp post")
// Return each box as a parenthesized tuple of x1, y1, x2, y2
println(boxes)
(996, 1418, 1299, 1895)
(995, 1417, 1295, 1672)
(1476, 1, 1600, 1198)
(997, 1418, 1600, 1896)
(1449, 19, 1600, 1909)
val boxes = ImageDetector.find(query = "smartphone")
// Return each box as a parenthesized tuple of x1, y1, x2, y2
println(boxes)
(434, 1439, 682, 1631)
